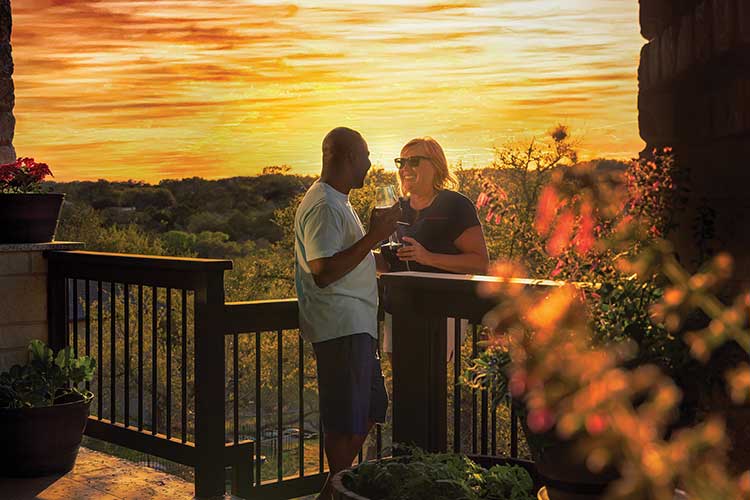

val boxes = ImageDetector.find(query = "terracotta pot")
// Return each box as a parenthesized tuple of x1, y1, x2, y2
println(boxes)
(0, 393, 92, 477)
(0, 193, 64, 243)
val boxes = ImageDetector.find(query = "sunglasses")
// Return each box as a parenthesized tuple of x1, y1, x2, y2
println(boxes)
(394, 155, 432, 169)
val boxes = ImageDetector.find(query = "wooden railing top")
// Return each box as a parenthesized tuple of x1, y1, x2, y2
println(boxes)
(381, 271, 564, 291)
(46, 250, 233, 272)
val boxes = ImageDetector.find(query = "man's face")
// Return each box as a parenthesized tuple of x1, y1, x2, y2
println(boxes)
(348, 139, 371, 189)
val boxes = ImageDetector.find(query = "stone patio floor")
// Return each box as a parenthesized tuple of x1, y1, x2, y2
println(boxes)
(0, 447, 318, 500)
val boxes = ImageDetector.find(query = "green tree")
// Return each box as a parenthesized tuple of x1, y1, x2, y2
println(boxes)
(162, 230, 198, 257)
(477, 125, 578, 273)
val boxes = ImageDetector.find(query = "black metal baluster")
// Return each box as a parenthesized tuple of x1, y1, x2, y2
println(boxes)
(110, 282, 116, 423)
(124, 284, 130, 427)
(166, 288, 172, 440)
(471, 325, 478, 455)
(152, 286, 158, 436)
(63, 278, 70, 347)
(453, 318, 461, 453)
(277, 329, 283, 482)
(255, 331, 262, 485)
(319, 414, 324, 474)
(72, 279, 78, 357)
(510, 401, 518, 458)
(97, 281, 103, 418)
(377, 326, 382, 460)
(480, 388, 488, 455)
(298, 335, 304, 477)
(138, 285, 144, 431)
(181, 289, 188, 443)
(234, 333, 239, 445)
(491, 389, 497, 455)
(85, 280, 91, 391)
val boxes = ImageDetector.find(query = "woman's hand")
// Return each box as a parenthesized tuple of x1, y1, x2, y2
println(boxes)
(397, 237, 433, 266)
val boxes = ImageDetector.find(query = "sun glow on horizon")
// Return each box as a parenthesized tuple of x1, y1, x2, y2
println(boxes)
(11, 0, 643, 182)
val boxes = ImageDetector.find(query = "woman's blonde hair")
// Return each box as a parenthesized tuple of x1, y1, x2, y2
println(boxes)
(400, 137, 458, 195)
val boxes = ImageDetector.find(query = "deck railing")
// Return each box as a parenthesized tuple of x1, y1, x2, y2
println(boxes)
(47, 250, 235, 497)
(383, 272, 560, 458)
(46, 251, 554, 499)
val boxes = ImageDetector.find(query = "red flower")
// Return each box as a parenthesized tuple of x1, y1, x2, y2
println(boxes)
(527, 408, 555, 433)
(550, 259, 565, 278)
(546, 209, 575, 257)
(0, 157, 53, 193)
(535, 186, 560, 236)
(477, 192, 489, 208)
(585, 413, 609, 435)
(573, 203, 596, 255)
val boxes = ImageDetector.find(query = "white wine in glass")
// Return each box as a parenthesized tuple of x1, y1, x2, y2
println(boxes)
(375, 185, 398, 209)
(374, 185, 411, 270)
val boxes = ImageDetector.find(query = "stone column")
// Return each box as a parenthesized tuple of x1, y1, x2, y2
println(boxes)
(0, 0, 14, 163)
(638, 0, 750, 287)
(0, 243, 82, 372)
(638, 0, 750, 471)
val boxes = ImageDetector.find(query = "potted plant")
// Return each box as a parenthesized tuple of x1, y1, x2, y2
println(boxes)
(0, 340, 96, 477)
(332, 446, 538, 500)
(468, 147, 750, 498)
(0, 157, 64, 243)
(469, 149, 690, 498)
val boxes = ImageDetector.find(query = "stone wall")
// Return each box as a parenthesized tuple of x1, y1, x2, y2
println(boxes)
(0, 248, 49, 370)
(0, 243, 82, 372)
(0, 0, 13, 163)
(638, 0, 750, 283)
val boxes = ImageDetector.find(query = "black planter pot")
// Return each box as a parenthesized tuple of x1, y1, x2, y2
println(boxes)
(533, 440, 618, 500)
(332, 455, 540, 500)
(0, 393, 93, 477)
(0, 193, 65, 243)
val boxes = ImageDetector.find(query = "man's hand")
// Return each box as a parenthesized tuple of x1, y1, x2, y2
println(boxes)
(367, 203, 401, 243)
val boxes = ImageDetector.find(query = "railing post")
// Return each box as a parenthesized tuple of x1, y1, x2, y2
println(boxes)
(387, 277, 448, 453)
(194, 270, 227, 498)
(230, 442, 254, 499)
(47, 255, 68, 352)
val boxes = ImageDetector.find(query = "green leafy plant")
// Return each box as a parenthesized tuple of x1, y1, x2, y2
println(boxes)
(0, 340, 96, 409)
(342, 446, 535, 500)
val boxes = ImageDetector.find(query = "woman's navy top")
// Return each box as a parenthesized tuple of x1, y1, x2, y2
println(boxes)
(386, 189, 481, 274)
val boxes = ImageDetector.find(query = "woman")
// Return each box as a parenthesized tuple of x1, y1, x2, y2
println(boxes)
(381, 137, 489, 359)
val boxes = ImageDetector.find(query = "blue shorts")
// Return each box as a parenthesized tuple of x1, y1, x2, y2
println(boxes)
(313, 333, 388, 436)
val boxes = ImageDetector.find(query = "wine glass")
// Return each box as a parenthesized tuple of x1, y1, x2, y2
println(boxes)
(374, 185, 411, 271)
(375, 185, 398, 209)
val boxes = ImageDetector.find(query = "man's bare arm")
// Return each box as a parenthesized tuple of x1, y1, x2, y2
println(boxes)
(308, 204, 400, 288)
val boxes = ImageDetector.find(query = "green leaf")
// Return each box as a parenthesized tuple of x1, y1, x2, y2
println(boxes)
(55, 348, 69, 369)
(1, 340, 97, 409)
(28, 339, 50, 363)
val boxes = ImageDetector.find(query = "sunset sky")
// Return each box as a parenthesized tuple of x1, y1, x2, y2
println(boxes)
(12, 0, 644, 182)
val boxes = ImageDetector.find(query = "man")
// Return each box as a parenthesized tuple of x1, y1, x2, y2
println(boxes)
(294, 127, 399, 500)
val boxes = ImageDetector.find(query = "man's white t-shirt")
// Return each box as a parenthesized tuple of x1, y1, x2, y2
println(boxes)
(294, 181, 378, 344)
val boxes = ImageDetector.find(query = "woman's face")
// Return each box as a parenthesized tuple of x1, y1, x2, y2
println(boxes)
(398, 143, 436, 196)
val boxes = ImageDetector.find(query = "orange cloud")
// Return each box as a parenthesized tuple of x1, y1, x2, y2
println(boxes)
(11, 0, 644, 182)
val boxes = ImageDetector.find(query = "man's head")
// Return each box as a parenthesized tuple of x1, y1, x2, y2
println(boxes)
(321, 127, 371, 190)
